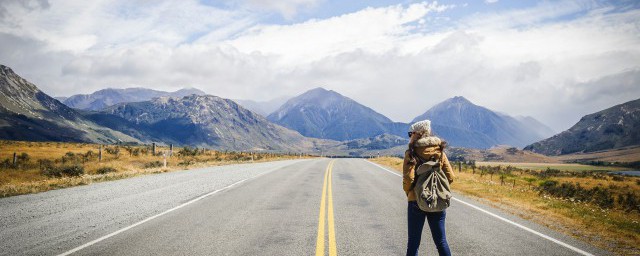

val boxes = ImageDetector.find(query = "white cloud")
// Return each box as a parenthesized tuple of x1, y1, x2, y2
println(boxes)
(0, 0, 251, 51)
(242, 0, 324, 19)
(223, 2, 453, 67)
(0, 1, 639, 132)
(485, 0, 499, 4)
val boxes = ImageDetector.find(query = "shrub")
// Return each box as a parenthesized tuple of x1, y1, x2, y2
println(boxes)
(536, 168, 562, 178)
(0, 158, 12, 168)
(62, 152, 77, 164)
(537, 180, 615, 209)
(144, 161, 163, 168)
(178, 147, 200, 157)
(178, 160, 194, 166)
(105, 147, 120, 155)
(617, 192, 639, 212)
(17, 153, 30, 162)
(96, 167, 117, 174)
(41, 165, 59, 177)
(42, 165, 84, 177)
(83, 150, 95, 162)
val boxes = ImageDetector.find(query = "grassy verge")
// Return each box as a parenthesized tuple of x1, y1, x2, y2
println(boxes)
(478, 161, 632, 172)
(0, 140, 310, 198)
(370, 157, 640, 256)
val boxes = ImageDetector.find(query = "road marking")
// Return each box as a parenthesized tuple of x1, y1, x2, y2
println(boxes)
(316, 160, 338, 256)
(365, 160, 595, 256)
(315, 161, 329, 256)
(327, 161, 337, 256)
(57, 166, 284, 256)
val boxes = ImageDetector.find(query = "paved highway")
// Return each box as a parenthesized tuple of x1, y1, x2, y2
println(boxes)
(0, 159, 609, 255)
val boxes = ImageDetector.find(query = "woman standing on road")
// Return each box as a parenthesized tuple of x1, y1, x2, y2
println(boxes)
(403, 120, 455, 256)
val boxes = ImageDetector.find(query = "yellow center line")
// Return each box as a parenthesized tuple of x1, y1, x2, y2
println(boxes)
(315, 161, 329, 256)
(316, 160, 338, 256)
(327, 161, 337, 256)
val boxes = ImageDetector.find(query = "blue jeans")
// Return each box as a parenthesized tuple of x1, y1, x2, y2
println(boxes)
(406, 201, 451, 256)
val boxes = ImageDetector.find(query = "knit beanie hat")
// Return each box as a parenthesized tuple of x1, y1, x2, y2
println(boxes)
(410, 120, 431, 136)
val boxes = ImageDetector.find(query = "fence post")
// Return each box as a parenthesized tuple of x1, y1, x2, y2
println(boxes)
(99, 145, 102, 162)
(152, 143, 156, 156)
(163, 151, 167, 168)
(458, 161, 462, 173)
(13, 152, 17, 165)
(169, 144, 173, 157)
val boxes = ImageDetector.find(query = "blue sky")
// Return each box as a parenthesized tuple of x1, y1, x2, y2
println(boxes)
(0, 0, 639, 131)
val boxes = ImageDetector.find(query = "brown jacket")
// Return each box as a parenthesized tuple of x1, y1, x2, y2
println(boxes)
(402, 137, 455, 201)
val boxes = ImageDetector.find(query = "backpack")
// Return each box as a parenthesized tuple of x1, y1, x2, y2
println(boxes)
(410, 145, 452, 212)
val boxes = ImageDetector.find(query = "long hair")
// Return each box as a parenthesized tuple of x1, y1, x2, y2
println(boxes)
(408, 136, 448, 166)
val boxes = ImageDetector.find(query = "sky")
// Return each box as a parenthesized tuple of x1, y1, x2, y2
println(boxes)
(1, 0, 639, 132)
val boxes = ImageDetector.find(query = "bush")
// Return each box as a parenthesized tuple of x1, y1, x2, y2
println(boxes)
(537, 180, 615, 209)
(96, 167, 117, 174)
(178, 147, 200, 157)
(37, 159, 54, 172)
(105, 147, 120, 155)
(536, 168, 562, 178)
(42, 165, 84, 177)
(617, 192, 640, 212)
(144, 161, 163, 168)
(178, 160, 194, 166)
(611, 175, 625, 182)
(17, 153, 30, 162)
(0, 158, 12, 168)
(62, 152, 78, 164)
(62, 165, 84, 176)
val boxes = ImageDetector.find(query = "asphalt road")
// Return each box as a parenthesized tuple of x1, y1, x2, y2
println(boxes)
(0, 159, 609, 256)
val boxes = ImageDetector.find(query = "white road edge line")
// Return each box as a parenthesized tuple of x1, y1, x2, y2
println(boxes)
(365, 160, 595, 256)
(57, 165, 286, 256)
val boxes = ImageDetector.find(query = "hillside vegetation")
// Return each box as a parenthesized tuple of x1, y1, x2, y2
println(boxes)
(525, 98, 640, 155)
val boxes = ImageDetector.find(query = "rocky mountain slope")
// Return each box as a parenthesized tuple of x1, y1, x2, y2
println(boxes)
(87, 95, 334, 151)
(413, 96, 549, 149)
(62, 87, 206, 110)
(524, 98, 640, 155)
(0, 65, 138, 143)
(267, 88, 408, 141)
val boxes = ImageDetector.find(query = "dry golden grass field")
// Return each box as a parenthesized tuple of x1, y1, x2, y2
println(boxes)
(478, 161, 632, 172)
(0, 140, 308, 198)
(371, 157, 640, 256)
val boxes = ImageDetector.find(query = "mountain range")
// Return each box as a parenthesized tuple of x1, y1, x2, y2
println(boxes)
(267, 89, 552, 149)
(267, 88, 407, 141)
(0, 65, 138, 143)
(2, 63, 636, 158)
(85, 95, 330, 151)
(412, 96, 555, 148)
(62, 86, 556, 149)
(62, 87, 206, 110)
(524, 98, 640, 155)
